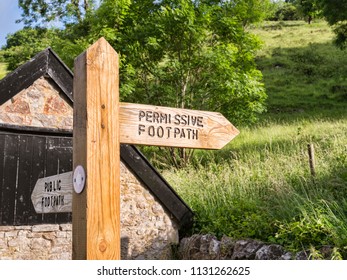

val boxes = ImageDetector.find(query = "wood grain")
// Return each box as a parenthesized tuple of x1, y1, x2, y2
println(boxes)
(119, 103, 240, 149)
(73, 37, 120, 260)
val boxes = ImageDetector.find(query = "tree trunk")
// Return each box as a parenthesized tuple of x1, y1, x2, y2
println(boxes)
(308, 15, 312, 24)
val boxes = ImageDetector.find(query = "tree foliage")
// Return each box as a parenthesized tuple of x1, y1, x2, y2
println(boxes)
(276, 0, 320, 23)
(18, 0, 96, 26)
(297, 0, 320, 24)
(267, 1, 301, 21)
(6, 0, 267, 124)
(6, 0, 267, 125)
(1, 0, 269, 166)
(89, 0, 267, 124)
(316, 0, 347, 48)
(2, 27, 62, 70)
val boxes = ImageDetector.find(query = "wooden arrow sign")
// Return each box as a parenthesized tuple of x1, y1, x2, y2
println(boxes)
(119, 103, 239, 149)
(31, 172, 73, 214)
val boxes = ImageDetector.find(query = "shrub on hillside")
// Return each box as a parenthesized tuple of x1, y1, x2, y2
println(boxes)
(268, 3, 301, 21)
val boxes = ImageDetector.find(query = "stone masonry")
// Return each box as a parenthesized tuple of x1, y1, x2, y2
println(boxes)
(0, 77, 73, 129)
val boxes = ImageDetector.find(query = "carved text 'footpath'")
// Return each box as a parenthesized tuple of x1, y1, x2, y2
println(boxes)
(138, 110, 204, 140)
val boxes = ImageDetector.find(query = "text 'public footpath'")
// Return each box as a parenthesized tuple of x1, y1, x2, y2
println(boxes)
(41, 180, 65, 208)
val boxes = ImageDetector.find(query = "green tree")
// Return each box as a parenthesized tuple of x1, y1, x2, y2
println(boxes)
(268, 1, 301, 21)
(202, 0, 273, 27)
(2, 27, 62, 70)
(316, 0, 347, 48)
(88, 0, 266, 122)
(88, 0, 266, 166)
(297, 0, 320, 24)
(6, 0, 268, 166)
(2, 1, 98, 70)
(18, 0, 96, 26)
(281, 0, 320, 23)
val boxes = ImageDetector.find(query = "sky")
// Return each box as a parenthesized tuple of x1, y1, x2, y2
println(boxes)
(0, 1, 24, 47)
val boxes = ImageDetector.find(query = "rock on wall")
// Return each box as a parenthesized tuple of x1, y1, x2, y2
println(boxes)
(178, 234, 336, 260)
(0, 77, 73, 130)
(0, 224, 71, 260)
(120, 162, 179, 260)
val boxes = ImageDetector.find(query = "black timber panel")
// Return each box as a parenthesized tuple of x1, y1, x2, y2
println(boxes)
(47, 49, 73, 102)
(0, 51, 48, 105)
(0, 135, 19, 225)
(56, 137, 73, 222)
(44, 137, 61, 224)
(15, 135, 34, 225)
(43, 136, 73, 224)
(27, 135, 46, 224)
(0, 134, 4, 223)
(0, 128, 192, 228)
(0, 131, 72, 225)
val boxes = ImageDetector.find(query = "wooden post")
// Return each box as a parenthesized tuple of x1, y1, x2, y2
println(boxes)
(307, 143, 316, 177)
(72, 38, 120, 259)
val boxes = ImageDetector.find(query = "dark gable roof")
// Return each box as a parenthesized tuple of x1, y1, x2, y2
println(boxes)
(0, 48, 194, 229)
(0, 48, 73, 105)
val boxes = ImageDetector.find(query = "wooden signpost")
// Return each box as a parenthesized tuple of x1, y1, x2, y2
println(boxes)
(64, 37, 240, 260)
(72, 38, 120, 260)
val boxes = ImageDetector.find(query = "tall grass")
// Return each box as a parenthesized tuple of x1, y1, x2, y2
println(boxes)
(161, 117, 347, 256)
(0, 62, 7, 80)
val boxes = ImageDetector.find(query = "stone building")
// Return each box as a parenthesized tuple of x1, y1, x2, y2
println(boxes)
(0, 48, 193, 260)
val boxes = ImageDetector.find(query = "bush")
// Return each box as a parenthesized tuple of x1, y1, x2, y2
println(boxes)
(268, 3, 301, 21)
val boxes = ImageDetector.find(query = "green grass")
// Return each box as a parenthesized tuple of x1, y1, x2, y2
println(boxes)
(144, 20, 347, 258)
(252, 20, 347, 121)
(162, 117, 347, 255)
(0, 63, 8, 80)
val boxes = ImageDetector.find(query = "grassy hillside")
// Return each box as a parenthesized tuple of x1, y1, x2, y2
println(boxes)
(253, 20, 347, 121)
(0, 62, 7, 80)
(157, 20, 347, 259)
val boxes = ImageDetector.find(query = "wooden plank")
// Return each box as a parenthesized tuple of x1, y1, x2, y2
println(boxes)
(14, 135, 34, 224)
(44, 137, 60, 224)
(119, 103, 239, 149)
(0, 133, 5, 224)
(0, 135, 19, 225)
(56, 137, 73, 223)
(73, 37, 120, 260)
(57, 138, 73, 174)
(28, 136, 46, 224)
(0, 123, 73, 137)
(47, 48, 74, 103)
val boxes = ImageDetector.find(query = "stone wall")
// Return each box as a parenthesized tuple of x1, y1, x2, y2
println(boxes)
(0, 77, 73, 130)
(0, 77, 180, 260)
(0, 224, 72, 260)
(178, 234, 336, 260)
(120, 162, 179, 260)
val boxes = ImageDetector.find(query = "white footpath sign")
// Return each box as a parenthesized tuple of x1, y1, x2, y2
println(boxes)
(31, 172, 73, 214)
